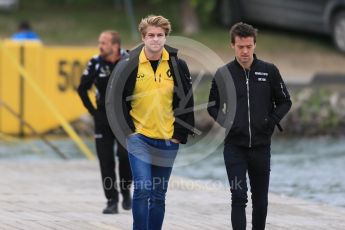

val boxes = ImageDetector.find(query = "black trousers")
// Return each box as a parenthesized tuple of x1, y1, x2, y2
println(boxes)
(223, 143, 271, 230)
(94, 111, 132, 202)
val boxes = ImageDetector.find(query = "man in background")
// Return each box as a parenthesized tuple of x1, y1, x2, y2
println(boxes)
(78, 30, 132, 214)
(11, 20, 40, 41)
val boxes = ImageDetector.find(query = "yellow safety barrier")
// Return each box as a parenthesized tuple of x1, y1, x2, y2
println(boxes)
(0, 40, 98, 160)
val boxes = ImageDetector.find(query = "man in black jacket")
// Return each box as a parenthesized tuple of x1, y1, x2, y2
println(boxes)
(77, 30, 132, 214)
(106, 15, 194, 230)
(208, 22, 292, 230)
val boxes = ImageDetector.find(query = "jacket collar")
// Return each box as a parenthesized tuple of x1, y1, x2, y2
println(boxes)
(139, 47, 170, 64)
(164, 44, 178, 56)
(234, 53, 258, 70)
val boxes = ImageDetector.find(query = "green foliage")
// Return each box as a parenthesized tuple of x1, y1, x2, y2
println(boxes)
(139, 0, 217, 26)
(0, 0, 335, 54)
(193, 0, 216, 25)
(294, 88, 343, 135)
(21, 0, 114, 6)
(147, 0, 162, 4)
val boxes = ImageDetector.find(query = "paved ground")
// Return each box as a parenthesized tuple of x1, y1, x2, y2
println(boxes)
(0, 160, 344, 230)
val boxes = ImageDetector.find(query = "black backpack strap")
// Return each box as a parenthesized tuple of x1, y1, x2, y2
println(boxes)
(170, 56, 185, 99)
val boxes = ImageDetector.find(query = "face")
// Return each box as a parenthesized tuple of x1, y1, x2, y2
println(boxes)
(142, 26, 166, 55)
(231, 36, 256, 68)
(98, 32, 118, 58)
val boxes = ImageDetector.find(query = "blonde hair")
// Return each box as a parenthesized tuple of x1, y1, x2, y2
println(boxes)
(138, 15, 172, 36)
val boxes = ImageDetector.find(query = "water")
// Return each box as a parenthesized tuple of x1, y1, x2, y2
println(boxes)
(173, 136, 345, 208)
(0, 137, 95, 160)
(1, 136, 345, 207)
(269, 137, 345, 207)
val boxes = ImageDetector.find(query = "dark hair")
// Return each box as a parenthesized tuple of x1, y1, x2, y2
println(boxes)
(102, 30, 121, 45)
(18, 20, 31, 31)
(229, 22, 258, 44)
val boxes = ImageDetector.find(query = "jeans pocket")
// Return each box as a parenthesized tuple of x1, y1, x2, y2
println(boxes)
(127, 133, 138, 139)
(126, 133, 139, 149)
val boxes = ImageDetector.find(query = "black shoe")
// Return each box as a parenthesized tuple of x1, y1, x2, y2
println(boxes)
(103, 199, 118, 214)
(122, 194, 132, 210)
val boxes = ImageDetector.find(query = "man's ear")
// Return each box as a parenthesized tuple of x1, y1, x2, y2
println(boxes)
(113, 44, 120, 52)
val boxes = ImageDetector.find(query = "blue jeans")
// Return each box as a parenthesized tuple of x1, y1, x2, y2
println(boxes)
(127, 134, 179, 230)
(223, 143, 271, 230)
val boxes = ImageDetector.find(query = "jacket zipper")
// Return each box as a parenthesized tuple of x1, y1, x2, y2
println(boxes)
(244, 69, 252, 148)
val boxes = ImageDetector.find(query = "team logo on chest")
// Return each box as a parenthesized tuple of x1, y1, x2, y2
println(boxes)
(166, 69, 172, 78)
(255, 71, 268, 82)
(137, 72, 146, 81)
(99, 66, 111, 78)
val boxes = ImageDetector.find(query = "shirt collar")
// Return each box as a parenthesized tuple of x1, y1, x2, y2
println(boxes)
(139, 47, 169, 64)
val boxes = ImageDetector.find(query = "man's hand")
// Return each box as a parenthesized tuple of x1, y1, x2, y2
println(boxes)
(170, 138, 180, 144)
